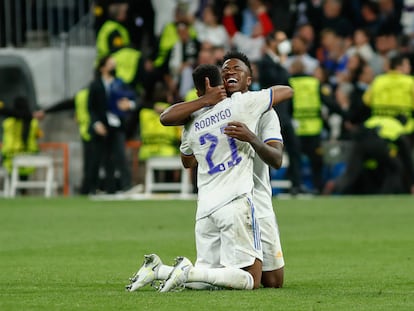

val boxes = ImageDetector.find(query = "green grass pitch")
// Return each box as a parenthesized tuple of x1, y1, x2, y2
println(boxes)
(0, 196, 413, 311)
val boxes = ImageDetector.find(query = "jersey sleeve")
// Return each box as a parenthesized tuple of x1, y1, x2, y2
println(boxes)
(259, 109, 283, 145)
(179, 127, 193, 156)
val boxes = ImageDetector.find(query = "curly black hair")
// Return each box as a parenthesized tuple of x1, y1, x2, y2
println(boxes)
(222, 50, 252, 75)
(192, 64, 222, 95)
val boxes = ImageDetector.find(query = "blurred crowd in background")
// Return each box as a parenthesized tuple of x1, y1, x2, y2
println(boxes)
(1, 0, 414, 196)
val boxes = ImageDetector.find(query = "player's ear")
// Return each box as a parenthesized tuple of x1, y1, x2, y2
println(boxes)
(246, 76, 252, 87)
(205, 77, 211, 89)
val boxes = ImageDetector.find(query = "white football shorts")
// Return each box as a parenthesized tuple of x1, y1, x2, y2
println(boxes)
(259, 215, 285, 271)
(195, 194, 263, 269)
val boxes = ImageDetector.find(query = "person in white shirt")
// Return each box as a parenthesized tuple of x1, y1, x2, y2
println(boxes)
(284, 35, 319, 75)
(194, 4, 230, 51)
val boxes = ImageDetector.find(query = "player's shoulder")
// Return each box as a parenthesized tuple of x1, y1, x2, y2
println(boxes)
(231, 89, 269, 101)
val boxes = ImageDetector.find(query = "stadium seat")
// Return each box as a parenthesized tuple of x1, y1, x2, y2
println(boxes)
(270, 152, 292, 194)
(0, 167, 10, 197)
(9, 155, 55, 197)
(145, 156, 191, 195)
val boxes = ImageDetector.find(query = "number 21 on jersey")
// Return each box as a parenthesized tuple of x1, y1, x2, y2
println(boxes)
(199, 128, 242, 175)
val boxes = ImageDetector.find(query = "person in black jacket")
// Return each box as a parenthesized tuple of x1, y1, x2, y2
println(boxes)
(0, 100, 33, 119)
(256, 32, 304, 195)
(88, 55, 136, 194)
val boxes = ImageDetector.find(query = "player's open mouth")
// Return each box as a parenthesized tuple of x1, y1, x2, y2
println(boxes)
(226, 78, 238, 85)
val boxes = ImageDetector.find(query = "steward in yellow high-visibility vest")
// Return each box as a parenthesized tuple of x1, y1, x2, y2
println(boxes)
(137, 101, 181, 186)
(74, 88, 91, 142)
(288, 59, 333, 192)
(1, 97, 40, 176)
(139, 102, 181, 161)
(363, 54, 414, 134)
(289, 75, 323, 137)
(364, 115, 414, 193)
(110, 46, 149, 95)
(95, 1, 130, 61)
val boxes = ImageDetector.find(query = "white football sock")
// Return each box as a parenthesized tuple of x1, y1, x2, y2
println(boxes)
(185, 282, 221, 290)
(187, 267, 254, 290)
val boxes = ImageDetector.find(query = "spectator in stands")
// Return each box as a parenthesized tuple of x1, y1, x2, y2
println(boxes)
(346, 28, 376, 63)
(272, 30, 292, 66)
(169, 21, 201, 100)
(1, 97, 41, 188)
(294, 0, 323, 30)
(317, 29, 350, 89)
(294, 22, 317, 57)
(336, 53, 366, 85)
(125, 0, 156, 53)
(397, 34, 414, 74)
(150, 2, 198, 100)
(88, 56, 136, 194)
(194, 4, 230, 51)
(222, 0, 273, 62)
(336, 61, 374, 140)
(151, 0, 198, 39)
(401, 0, 414, 36)
(317, 0, 354, 39)
(359, 0, 383, 39)
(183, 42, 217, 102)
(267, 0, 295, 35)
(284, 34, 319, 75)
(152, 2, 197, 71)
(370, 29, 399, 75)
(240, 0, 274, 37)
(95, 0, 131, 61)
(378, 0, 403, 35)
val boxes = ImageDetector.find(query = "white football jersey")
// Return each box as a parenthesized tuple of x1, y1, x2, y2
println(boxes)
(252, 109, 283, 218)
(180, 89, 273, 219)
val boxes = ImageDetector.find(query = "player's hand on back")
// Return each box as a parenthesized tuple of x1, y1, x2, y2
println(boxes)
(203, 77, 227, 106)
(224, 121, 255, 143)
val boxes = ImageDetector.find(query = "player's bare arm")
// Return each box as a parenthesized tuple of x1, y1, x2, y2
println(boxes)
(224, 121, 283, 169)
(160, 77, 227, 126)
(181, 153, 198, 168)
(270, 85, 294, 106)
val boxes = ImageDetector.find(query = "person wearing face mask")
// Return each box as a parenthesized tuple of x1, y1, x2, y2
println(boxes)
(272, 31, 291, 66)
(88, 56, 136, 194)
(256, 31, 304, 195)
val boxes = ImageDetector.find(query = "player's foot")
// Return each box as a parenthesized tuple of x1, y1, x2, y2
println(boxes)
(126, 254, 162, 292)
(159, 256, 192, 293)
